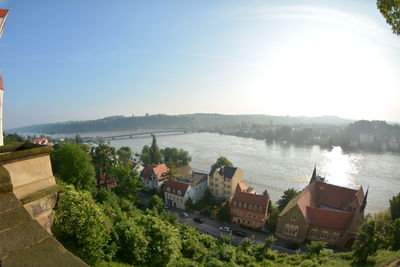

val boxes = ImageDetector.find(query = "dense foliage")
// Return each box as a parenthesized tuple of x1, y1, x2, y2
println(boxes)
(212, 156, 233, 168)
(4, 132, 26, 144)
(52, 143, 96, 191)
(377, 0, 400, 35)
(277, 188, 299, 211)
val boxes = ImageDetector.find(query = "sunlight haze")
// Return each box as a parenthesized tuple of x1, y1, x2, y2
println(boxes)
(0, 0, 399, 128)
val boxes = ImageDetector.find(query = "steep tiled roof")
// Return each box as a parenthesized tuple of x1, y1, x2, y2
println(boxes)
(0, 9, 8, 17)
(210, 165, 238, 179)
(165, 180, 189, 196)
(279, 178, 365, 230)
(141, 163, 169, 181)
(306, 206, 354, 229)
(236, 182, 256, 194)
(231, 191, 269, 211)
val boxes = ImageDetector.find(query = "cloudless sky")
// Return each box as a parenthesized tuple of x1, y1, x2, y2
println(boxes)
(0, 0, 399, 129)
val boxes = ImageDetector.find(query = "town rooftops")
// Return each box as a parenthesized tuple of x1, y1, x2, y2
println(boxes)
(232, 190, 269, 211)
(210, 165, 239, 179)
(181, 171, 208, 186)
(141, 163, 169, 181)
(165, 180, 190, 196)
(280, 179, 366, 230)
(236, 182, 256, 194)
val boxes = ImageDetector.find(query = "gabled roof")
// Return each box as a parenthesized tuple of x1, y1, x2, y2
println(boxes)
(210, 165, 238, 179)
(236, 182, 256, 194)
(232, 191, 269, 211)
(141, 163, 169, 181)
(279, 178, 366, 230)
(0, 9, 9, 38)
(165, 180, 190, 196)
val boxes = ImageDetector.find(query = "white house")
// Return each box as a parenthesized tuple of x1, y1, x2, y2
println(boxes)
(164, 171, 208, 210)
(140, 163, 169, 191)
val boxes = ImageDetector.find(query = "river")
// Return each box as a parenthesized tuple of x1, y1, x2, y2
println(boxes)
(103, 132, 400, 214)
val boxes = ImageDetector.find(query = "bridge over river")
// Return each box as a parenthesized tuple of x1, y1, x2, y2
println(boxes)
(82, 129, 193, 141)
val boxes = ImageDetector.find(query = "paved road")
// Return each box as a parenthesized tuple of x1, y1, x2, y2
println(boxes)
(169, 208, 297, 254)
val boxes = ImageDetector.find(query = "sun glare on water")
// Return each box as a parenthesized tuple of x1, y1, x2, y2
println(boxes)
(320, 146, 359, 188)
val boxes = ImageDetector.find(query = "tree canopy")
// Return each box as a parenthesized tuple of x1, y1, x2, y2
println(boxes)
(52, 143, 96, 191)
(212, 157, 233, 169)
(377, 0, 400, 35)
(277, 188, 299, 211)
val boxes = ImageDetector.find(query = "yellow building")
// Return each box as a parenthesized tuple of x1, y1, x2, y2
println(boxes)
(208, 165, 243, 198)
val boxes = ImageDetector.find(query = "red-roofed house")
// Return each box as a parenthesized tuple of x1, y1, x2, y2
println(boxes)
(140, 163, 169, 191)
(275, 167, 367, 248)
(230, 182, 269, 229)
(164, 171, 208, 210)
(31, 138, 53, 146)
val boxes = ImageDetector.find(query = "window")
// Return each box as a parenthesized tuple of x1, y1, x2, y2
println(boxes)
(177, 190, 181, 195)
(238, 202, 242, 208)
(249, 205, 252, 210)
(253, 205, 257, 211)
(210, 182, 214, 186)
(310, 229, 318, 237)
(243, 203, 247, 209)
(233, 201, 237, 207)
(290, 214, 297, 222)
(173, 189, 176, 193)
(331, 233, 339, 241)
(167, 187, 171, 192)
(259, 207, 263, 212)
(321, 231, 329, 239)
(283, 224, 299, 237)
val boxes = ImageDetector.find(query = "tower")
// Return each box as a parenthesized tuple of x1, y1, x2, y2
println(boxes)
(0, 9, 9, 146)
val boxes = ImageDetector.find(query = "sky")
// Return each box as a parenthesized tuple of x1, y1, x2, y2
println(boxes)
(0, 0, 399, 129)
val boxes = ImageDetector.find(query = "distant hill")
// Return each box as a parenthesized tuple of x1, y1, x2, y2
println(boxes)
(9, 114, 353, 134)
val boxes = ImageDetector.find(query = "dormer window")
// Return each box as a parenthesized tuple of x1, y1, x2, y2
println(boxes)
(253, 205, 257, 211)
(177, 190, 181, 195)
(233, 201, 237, 207)
(248, 204, 252, 210)
(243, 203, 247, 209)
(238, 202, 242, 208)
(258, 206, 262, 212)
(167, 187, 171, 192)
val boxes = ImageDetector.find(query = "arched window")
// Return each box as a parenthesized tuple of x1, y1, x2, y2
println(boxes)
(259, 206, 263, 212)
(233, 201, 237, 207)
(243, 203, 247, 209)
(248, 204, 252, 210)
(238, 202, 242, 208)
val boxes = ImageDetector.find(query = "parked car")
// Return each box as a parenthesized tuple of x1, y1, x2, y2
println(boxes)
(219, 226, 232, 233)
(232, 230, 247, 237)
(193, 218, 204, 223)
(180, 212, 189, 218)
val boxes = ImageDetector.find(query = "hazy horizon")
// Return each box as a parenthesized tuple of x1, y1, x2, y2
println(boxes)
(1, 0, 399, 129)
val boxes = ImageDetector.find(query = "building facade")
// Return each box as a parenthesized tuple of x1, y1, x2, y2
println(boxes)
(208, 165, 243, 198)
(164, 171, 208, 210)
(140, 163, 169, 191)
(230, 182, 269, 229)
(275, 168, 367, 248)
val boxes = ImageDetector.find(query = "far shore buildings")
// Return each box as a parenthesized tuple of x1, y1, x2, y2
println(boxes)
(230, 182, 269, 229)
(276, 167, 367, 248)
(164, 171, 208, 210)
(140, 163, 169, 191)
(209, 165, 243, 198)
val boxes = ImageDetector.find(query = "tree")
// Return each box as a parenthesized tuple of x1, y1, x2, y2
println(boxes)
(52, 143, 96, 191)
(117, 146, 132, 162)
(263, 189, 269, 198)
(112, 164, 141, 202)
(74, 134, 83, 144)
(306, 241, 326, 256)
(161, 147, 192, 167)
(277, 188, 299, 211)
(4, 133, 25, 144)
(390, 193, 400, 221)
(352, 216, 377, 263)
(212, 157, 233, 169)
(52, 186, 113, 265)
(377, 0, 400, 35)
(185, 197, 194, 211)
(392, 218, 400, 250)
(149, 135, 163, 165)
(148, 195, 164, 213)
(91, 143, 117, 179)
